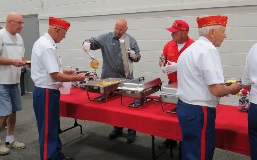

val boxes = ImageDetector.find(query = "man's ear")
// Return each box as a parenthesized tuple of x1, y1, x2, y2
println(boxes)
(209, 28, 215, 38)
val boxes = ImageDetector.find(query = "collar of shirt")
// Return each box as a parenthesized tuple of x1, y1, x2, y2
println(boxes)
(44, 32, 56, 48)
(112, 32, 127, 40)
(198, 36, 211, 43)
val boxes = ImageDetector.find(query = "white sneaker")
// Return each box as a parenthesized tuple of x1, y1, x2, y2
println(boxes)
(0, 144, 10, 155)
(6, 140, 26, 149)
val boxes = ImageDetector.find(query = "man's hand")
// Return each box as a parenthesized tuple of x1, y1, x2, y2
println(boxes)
(82, 41, 91, 52)
(13, 60, 26, 67)
(75, 73, 87, 81)
(230, 82, 242, 95)
(128, 48, 137, 61)
(163, 62, 177, 74)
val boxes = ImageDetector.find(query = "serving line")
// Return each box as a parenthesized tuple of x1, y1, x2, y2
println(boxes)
(59, 88, 250, 159)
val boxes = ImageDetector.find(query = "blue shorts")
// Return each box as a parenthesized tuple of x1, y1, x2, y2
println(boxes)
(0, 84, 22, 116)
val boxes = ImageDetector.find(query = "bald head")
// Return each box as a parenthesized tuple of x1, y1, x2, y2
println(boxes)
(114, 18, 128, 39)
(116, 19, 127, 28)
(7, 12, 22, 22)
(6, 12, 24, 35)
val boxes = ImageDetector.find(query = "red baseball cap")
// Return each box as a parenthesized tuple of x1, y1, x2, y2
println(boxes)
(166, 20, 189, 32)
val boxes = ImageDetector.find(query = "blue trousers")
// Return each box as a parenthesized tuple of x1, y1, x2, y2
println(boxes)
(248, 103, 257, 160)
(177, 99, 216, 160)
(33, 87, 65, 160)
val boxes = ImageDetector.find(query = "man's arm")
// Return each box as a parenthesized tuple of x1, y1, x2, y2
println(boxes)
(0, 57, 26, 67)
(50, 72, 86, 82)
(208, 83, 241, 97)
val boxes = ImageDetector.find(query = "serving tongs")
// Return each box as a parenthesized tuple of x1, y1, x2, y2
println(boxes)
(86, 52, 96, 61)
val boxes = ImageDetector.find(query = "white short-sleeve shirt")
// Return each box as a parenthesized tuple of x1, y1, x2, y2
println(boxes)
(31, 33, 62, 89)
(176, 36, 224, 107)
(242, 43, 257, 104)
(0, 28, 25, 84)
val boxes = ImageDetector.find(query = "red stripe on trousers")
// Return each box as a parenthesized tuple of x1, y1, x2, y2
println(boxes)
(44, 89, 49, 160)
(201, 106, 207, 160)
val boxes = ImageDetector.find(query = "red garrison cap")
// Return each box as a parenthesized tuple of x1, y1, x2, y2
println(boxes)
(166, 20, 189, 32)
(49, 17, 70, 31)
(196, 15, 228, 28)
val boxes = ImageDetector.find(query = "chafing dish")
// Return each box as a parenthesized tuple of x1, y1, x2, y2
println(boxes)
(83, 78, 127, 102)
(71, 71, 96, 88)
(160, 83, 178, 113)
(118, 77, 162, 107)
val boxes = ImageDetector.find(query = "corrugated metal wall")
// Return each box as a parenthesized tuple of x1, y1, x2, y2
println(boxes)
(1, 0, 257, 104)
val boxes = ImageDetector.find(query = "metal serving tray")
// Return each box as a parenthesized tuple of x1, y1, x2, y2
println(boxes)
(160, 84, 178, 113)
(118, 77, 162, 107)
(118, 77, 162, 98)
(84, 78, 126, 94)
(83, 78, 127, 102)
(160, 84, 178, 104)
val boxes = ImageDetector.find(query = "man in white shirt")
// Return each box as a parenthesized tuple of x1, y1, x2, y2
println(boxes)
(176, 15, 241, 160)
(242, 44, 257, 160)
(31, 17, 86, 160)
(0, 12, 27, 155)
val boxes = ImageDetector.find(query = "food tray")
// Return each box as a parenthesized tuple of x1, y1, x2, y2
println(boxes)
(118, 77, 162, 98)
(84, 78, 126, 94)
(160, 84, 178, 104)
(118, 77, 162, 107)
(160, 84, 178, 113)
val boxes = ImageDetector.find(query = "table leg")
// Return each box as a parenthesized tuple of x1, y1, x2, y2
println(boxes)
(151, 135, 173, 160)
(59, 119, 83, 135)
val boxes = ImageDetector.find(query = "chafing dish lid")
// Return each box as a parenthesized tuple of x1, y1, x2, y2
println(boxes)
(118, 77, 162, 92)
(161, 83, 178, 94)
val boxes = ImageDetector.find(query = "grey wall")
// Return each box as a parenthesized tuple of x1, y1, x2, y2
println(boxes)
(19, 15, 40, 92)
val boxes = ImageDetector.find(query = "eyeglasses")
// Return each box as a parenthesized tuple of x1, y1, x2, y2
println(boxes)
(11, 20, 24, 25)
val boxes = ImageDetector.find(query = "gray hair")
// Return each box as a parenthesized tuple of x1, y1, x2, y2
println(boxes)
(198, 25, 222, 36)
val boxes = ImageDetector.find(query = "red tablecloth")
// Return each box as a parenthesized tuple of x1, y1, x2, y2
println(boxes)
(60, 88, 250, 156)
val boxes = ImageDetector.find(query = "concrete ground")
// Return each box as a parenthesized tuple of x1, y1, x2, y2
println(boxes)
(0, 93, 251, 160)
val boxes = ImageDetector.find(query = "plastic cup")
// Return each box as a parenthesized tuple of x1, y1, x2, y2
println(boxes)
(59, 82, 71, 94)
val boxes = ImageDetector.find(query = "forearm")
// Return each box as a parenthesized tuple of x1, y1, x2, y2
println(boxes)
(0, 57, 15, 65)
(209, 84, 239, 97)
(50, 72, 81, 82)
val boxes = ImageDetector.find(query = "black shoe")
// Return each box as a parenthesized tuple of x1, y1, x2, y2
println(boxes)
(127, 133, 136, 143)
(109, 129, 123, 140)
(63, 157, 73, 160)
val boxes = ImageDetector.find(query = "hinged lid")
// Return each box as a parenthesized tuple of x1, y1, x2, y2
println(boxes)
(161, 83, 178, 95)
(118, 77, 162, 92)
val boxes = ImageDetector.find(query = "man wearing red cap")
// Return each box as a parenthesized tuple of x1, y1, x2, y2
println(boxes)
(176, 15, 241, 160)
(31, 17, 86, 160)
(158, 20, 194, 150)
